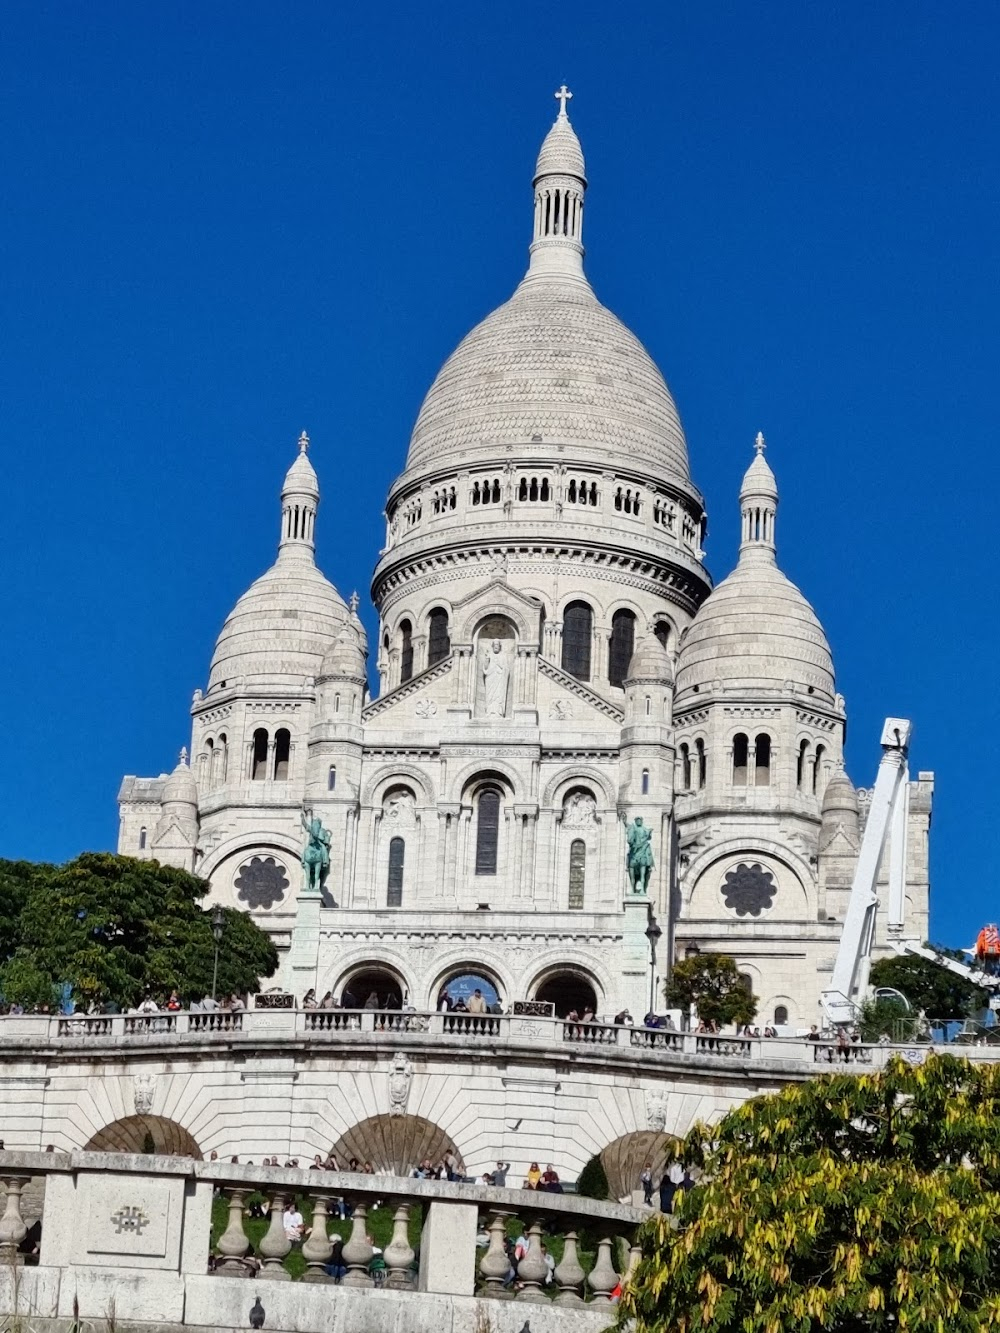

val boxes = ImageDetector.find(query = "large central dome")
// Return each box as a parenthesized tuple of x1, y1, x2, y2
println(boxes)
(405, 276, 691, 482)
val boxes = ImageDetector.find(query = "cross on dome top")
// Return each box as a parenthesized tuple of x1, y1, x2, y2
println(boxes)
(179, 746, 189, 765)
(555, 84, 573, 118)
(755, 431, 766, 454)
(298, 430, 310, 454)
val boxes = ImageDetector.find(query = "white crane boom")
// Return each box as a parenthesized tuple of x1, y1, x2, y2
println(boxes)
(821, 718, 911, 1026)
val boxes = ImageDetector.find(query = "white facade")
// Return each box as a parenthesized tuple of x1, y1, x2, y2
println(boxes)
(118, 95, 931, 1029)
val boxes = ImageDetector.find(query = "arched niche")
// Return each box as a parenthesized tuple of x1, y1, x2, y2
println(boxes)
(599, 1130, 679, 1201)
(430, 962, 505, 1011)
(531, 966, 600, 1018)
(337, 963, 407, 1009)
(85, 1115, 202, 1158)
(331, 1114, 464, 1176)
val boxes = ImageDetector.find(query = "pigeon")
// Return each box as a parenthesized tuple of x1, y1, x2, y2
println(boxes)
(249, 1297, 265, 1329)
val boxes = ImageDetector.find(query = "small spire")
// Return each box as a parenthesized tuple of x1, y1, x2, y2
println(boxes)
(298, 430, 310, 454)
(179, 746, 189, 766)
(755, 430, 766, 454)
(349, 591, 360, 613)
(555, 84, 573, 118)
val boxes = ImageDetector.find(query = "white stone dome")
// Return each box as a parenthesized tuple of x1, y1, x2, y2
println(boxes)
(319, 624, 367, 682)
(625, 635, 674, 684)
(161, 752, 198, 806)
(404, 276, 691, 484)
(675, 560, 835, 704)
(208, 559, 349, 691)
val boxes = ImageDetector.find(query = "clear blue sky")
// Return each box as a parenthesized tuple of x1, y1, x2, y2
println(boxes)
(1, 3, 997, 946)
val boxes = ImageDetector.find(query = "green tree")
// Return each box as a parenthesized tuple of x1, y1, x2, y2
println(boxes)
(576, 1154, 610, 1201)
(664, 953, 757, 1028)
(2, 853, 277, 1009)
(869, 948, 983, 1019)
(0, 859, 45, 965)
(619, 1054, 1000, 1332)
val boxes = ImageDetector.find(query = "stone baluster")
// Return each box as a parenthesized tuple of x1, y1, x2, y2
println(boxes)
(214, 1189, 251, 1275)
(300, 1195, 333, 1283)
(586, 1235, 620, 1303)
(479, 1211, 514, 1299)
(340, 1201, 374, 1287)
(626, 1239, 642, 1286)
(258, 1193, 291, 1280)
(383, 1204, 415, 1288)
(553, 1228, 585, 1304)
(0, 1177, 28, 1265)
(515, 1219, 549, 1302)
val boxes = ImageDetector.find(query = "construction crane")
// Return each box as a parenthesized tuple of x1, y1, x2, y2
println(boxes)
(821, 718, 999, 1026)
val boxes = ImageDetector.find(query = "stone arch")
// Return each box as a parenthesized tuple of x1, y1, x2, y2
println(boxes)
(426, 955, 512, 1010)
(331, 1114, 464, 1176)
(541, 766, 618, 810)
(525, 955, 612, 1014)
(682, 839, 816, 916)
(598, 1130, 679, 1201)
(85, 1115, 202, 1158)
(447, 758, 520, 804)
(453, 597, 534, 644)
(199, 831, 301, 887)
(361, 763, 436, 808)
(323, 951, 417, 1006)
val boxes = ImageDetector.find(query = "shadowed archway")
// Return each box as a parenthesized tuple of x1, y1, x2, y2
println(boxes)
(599, 1130, 678, 1201)
(331, 1114, 464, 1176)
(85, 1115, 202, 1158)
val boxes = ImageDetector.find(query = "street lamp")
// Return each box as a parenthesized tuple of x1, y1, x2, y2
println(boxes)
(645, 917, 663, 1016)
(211, 905, 226, 1003)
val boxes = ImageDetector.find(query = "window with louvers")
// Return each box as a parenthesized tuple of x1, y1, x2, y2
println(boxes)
(608, 609, 636, 688)
(561, 601, 593, 680)
(475, 789, 501, 875)
(387, 837, 405, 907)
(427, 608, 450, 666)
(568, 839, 586, 909)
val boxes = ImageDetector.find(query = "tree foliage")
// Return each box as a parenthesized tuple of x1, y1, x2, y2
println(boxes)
(619, 1054, 1000, 1332)
(576, 1154, 611, 1201)
(0, 853, 278, 1009)
(870, 948, 983, 1019)
(664, 953, 758, 1027)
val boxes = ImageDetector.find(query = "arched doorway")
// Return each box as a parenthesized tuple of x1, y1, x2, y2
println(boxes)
(533, 969, 599, 1018)
(85, 1115, 202, 1158)
(331, 1114, 464, 1176)
(599, 1130, 678, 1201)
(432, 966, 503, 1011)
(338, 965, 406, 1009)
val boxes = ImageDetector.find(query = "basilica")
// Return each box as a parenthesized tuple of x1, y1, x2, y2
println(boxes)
(118, 92, 931, 1027)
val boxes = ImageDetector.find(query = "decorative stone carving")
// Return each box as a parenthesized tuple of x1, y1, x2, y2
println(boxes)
(549, 699, 573, 720)
(415, 698, 437, 719)
(645, 1090, 668, 1132)
(388, 1053, 412, 1117)
(562, 791, 597, 828)
(133, 1072, 156, 1115)
(235, 856, 290, 910)
(383, 790, 417, 827)
(480, 639, 511, 717)
(721, 862, 776, 917)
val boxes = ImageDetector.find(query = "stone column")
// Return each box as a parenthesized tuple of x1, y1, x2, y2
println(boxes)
(258, 1194, 291, 1280)
(383, 1205, 415, 1288)
(587, 1235, 620, 1303)
(300, 1196, 333, 1282)
(0, 1177, 28, 1265)
(341, 1203, 374, 1288)
(478, 1212, 514, 1299)
(553, 1229, 585, 1305)
(515, 1220, 549, 1302)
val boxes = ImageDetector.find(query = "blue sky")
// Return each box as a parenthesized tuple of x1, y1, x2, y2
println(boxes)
(1, 3, 997, 946)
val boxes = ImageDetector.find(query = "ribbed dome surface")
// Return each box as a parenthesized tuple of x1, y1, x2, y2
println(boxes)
(405, 278, 690, 482)
(626, 636, 674, 683)
(675, 561, 835, 703)
(534, 115, 585, 182)
(208, 559, 349, 690)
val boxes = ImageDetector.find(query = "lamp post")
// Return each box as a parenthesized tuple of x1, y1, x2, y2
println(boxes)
(211, 905, 225, 1003)
(645, 917, 663, 1017)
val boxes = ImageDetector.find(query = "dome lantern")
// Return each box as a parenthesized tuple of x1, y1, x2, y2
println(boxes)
(739, 432, 779, 565)
(526, 85, 588, 284)
(279, 430, 320, 564)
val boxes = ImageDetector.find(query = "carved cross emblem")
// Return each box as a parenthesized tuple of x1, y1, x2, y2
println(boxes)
(111, 1206, 149, 1235)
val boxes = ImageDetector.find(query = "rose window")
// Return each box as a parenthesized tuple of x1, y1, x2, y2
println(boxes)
(234, 856, 289, 910)
(721, 862, 776, 917)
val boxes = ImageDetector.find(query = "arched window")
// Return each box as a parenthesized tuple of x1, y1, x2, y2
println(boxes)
(774, 1005, 789, 1025)
(427, 608, 450, 666)
(680, 743, 691, 791)
(251, 728, 269, 781)
(696, 738, 707, 789)
(732, 733, 749, 786)
(568, 839, 586, 910)
(561, 601, 593, 681)
(796, 739, 809, 788)
(813, 744, 826, 795)
(399, 620, 413, 684)
(754, 733, 771, 787)
(608, 609, 636, 688)
(475, 788, 502, 876)
(273, 728, 291, 781)
(216, 733, 228, 785)
(139, 827, 147, 850)
(641, 768, 650, 795)
(203, 737, 214, 787)
(328, 765, 337, 792)
(653, 620, 671, 651)
(387, 837, 405, 907)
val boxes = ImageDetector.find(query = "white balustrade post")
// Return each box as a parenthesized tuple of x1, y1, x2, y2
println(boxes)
(553, 1228, 585, 1304)
(300, 1195, 333, 1282)
(258, 1193, 291, 1280)
(586, 1235, 619, 1303)
(0, 1177, 28, 1265)
(214, 1188, 251, 1275)
(340, 1201, 374, 1287)
(478, 1211, 514, 1299)
(383, 1203, 415, 1288)
(515, 1219, 549, 1302)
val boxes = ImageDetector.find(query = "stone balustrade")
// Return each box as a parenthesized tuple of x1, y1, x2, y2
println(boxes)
(0, 1150, 644, 1332)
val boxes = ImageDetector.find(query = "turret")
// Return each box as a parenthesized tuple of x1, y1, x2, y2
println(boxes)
(524, 85, 588, 284)
(150, 749, 199, 872)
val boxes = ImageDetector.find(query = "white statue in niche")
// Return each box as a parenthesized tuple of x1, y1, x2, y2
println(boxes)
(563, 792, 598, 828)
(384, 790, 416, 827)
(480, 639, 510, 717)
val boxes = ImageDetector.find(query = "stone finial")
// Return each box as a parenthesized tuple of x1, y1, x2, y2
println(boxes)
(555, 84, 573, 117)
(298, 430, 310, 453)
(179, 747, 188, 766)
(755, 430, 766, 454)
(349, 591, 360, 613)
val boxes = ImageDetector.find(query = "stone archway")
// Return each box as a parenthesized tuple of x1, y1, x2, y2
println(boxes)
(599, 1130, 677, 1200)
(85, 1115, 202, 1158)
(331, 1114, 464, 1177)
(533, 968, 599, 1018)
(339, 965, 406, 1009)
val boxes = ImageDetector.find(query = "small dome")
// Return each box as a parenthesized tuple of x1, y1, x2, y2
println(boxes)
(534, 114, 586, 183)
(208, 561, 348, 691)
(282, 431, 319, 496)
(675, 560, 835, 703)
(740, 440, 777, 501)
(319, 624, 367, 681)
(162, 751, 198, 807)
(822, 768, 859, 817)
(625, 636, 674, 684)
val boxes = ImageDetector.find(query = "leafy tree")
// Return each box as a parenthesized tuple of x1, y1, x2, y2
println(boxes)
(0, 859, 46, 965)
(664, 953, 757, 1028)
(870, 948, 983, 1019)
(856, 994, 912, 1043)
(0, 955, 58, 1010)
(576, 1154, 610, 1201)
(619, 1054, 1000, 1332)
(1, 853, 277, 1009)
